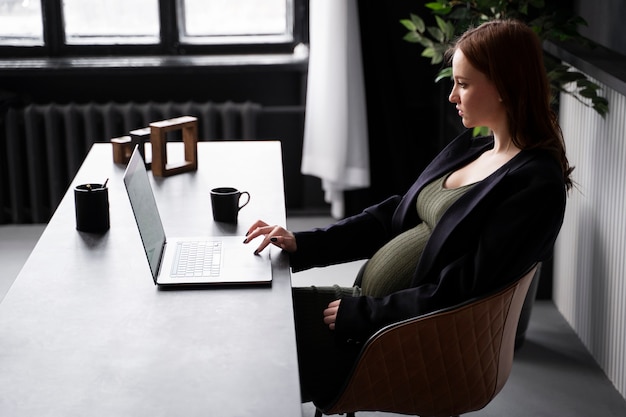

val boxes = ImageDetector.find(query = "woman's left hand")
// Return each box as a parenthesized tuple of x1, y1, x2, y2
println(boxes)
(323, 299, 341, 330)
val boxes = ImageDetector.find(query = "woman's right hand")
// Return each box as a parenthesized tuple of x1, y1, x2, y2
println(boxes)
(244, 220, 297, 255)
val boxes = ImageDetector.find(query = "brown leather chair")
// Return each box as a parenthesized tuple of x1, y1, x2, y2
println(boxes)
(314, 264, 538, 417)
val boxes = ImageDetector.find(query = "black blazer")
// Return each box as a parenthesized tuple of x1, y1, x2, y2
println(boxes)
(290, 130, 567, 344)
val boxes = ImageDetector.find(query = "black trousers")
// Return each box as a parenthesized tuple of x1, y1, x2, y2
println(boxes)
(292, 286, 362, 408)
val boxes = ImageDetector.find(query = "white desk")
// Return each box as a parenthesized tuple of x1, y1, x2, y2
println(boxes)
(0, 142, 302, 416)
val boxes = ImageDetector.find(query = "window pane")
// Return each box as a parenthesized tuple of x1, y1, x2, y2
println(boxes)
(0, 0, 43, 46)
(181, 0, 289, 39)
(63, 0, 159, 45)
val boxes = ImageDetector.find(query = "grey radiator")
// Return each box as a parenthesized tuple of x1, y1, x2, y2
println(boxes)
(1, 101, 261, 223)
(554, 76, 626, 402)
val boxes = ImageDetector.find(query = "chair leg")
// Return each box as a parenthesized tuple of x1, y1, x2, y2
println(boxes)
(314, 410, 350, 417)
(314, 411, 355, 417)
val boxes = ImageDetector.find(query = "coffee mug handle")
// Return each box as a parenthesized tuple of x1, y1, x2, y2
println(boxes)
(238, 191, 251, 211)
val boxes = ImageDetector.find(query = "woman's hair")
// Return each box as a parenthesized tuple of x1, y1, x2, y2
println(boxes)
(449, 19, 573, 190)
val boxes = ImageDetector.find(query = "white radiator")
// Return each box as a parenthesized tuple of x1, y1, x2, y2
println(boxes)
(1, 101, 261, 223)
(554, 76, 626, 400)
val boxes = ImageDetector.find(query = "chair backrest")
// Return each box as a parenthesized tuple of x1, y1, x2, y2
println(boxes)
(319, 265, 538, 417)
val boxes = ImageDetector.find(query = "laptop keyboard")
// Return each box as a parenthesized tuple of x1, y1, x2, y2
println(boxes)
(171, 241, 222, 277)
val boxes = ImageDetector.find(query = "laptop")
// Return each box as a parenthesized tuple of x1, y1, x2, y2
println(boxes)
(123, 147, 272, 287)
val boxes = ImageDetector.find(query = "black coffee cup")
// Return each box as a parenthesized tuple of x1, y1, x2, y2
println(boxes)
(74, 183, 110, 233)
(210, 187, 250, 223)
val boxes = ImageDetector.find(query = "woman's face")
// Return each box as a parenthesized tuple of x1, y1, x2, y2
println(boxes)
(448, 49, 506, 131)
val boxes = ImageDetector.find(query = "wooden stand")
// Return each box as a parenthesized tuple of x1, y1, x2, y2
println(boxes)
(111, 136, 133, 164)
(111, 116, 198, 174)
(150, 116, 198, 177)
(130, 127, 152, 168)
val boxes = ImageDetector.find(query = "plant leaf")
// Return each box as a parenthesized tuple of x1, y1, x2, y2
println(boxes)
(473, 126, 490, 137)
(400, 19, 416, 31)
(425, 2, 444, 11)
(558, 71, 587, 83)
(435, 66, 453, 82)
(427, 26, 445, 43)
(431, 54, 443, 65)
(435, 16, 449, 37)
(434, 16, 455, 40)
(403, 32, 422, 43)
(448, 8, 472, 21)
(410, 13, 426, 33)
(579, 87, 598, 99)
(426, 2, 452, 15)
(418, 37, 434, 49)
(576, 79, 599, 89)
(593, 100, 609, 117)
(422, 45, 444, 64)
(421, 47, 436, 58)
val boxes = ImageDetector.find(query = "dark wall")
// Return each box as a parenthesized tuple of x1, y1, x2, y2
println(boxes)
(0, 60, 322, 216)
(575, 0, 626, 56)
(346, 0, 457, 216)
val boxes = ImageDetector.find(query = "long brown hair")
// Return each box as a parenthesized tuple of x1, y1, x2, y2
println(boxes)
(450, 19, 573, 190)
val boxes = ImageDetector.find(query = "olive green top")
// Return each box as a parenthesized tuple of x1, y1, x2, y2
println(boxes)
(360, 173, 476, 297)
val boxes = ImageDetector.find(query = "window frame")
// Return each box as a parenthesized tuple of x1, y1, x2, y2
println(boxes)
(0, 0, 307, 58)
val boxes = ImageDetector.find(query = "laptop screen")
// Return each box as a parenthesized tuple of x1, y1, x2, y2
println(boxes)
(123, 149, 167, 281)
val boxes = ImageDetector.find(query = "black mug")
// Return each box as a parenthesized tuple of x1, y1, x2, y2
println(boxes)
(210, 187, 250, 223)
(74, 183, 110, 233)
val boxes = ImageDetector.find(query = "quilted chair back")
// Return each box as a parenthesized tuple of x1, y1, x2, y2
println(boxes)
(317, 265, 537, 417)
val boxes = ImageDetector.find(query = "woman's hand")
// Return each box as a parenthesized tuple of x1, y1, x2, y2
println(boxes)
(323, 299, 341, 330)
(244, 220, 298, 255)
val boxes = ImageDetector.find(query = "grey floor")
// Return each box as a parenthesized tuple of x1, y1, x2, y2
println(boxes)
(2, 217, 626, 417)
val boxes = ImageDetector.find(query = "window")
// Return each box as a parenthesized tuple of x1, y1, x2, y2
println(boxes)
(0, 0, 44, 46)
(63, 0, 160, 45)
(0, 0, 303, 56)
(181, 0, 291, 43)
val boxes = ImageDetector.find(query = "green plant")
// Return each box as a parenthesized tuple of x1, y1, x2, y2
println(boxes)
(401, 0, 609, 127)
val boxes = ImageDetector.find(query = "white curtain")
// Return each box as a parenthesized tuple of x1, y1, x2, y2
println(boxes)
(301, 0, 370, 219)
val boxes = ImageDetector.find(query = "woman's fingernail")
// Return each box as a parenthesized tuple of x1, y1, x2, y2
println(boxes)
(243, 238, 248, 244)
(270, 237, 278, 242)
(245, 231, 250, 236)
(253, 249, 260, 256)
